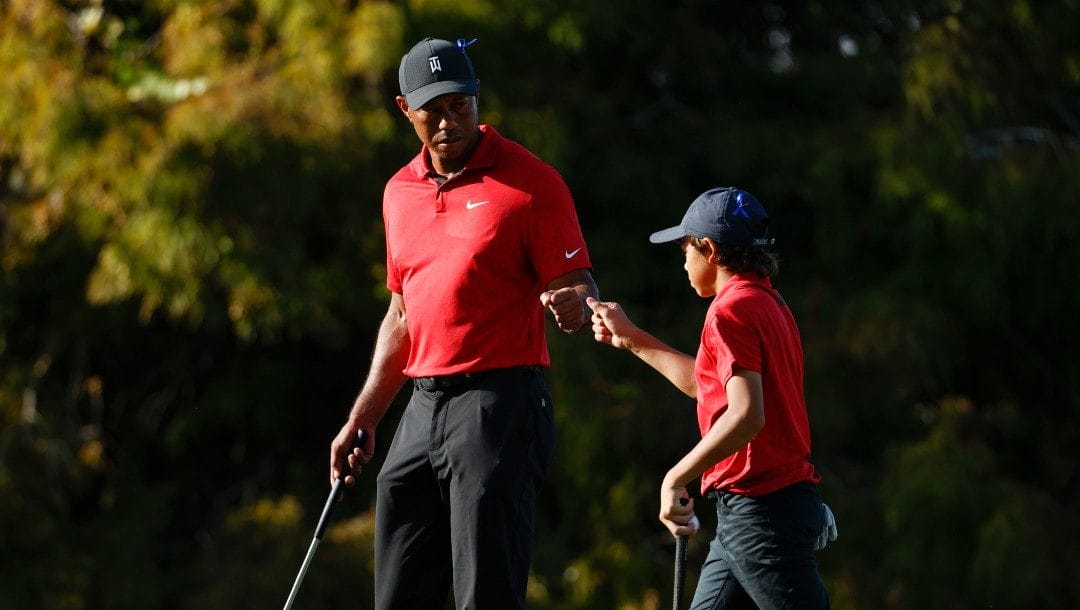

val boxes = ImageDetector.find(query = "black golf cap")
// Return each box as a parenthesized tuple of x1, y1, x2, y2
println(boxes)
(649, 187, 773, 247)
(398, 37, 478, 109)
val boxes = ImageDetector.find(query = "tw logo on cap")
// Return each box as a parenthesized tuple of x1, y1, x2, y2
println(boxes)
(428, 56, 441, 74)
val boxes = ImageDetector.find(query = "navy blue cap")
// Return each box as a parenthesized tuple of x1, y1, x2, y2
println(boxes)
(649, 187, 773, 247)
(398, 37, 478, 109)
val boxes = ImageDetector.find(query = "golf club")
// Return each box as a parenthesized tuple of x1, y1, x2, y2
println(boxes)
(283, 429, 367, 610)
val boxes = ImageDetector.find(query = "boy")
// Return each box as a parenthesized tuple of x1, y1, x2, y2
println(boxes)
(587, 186, 835, 609)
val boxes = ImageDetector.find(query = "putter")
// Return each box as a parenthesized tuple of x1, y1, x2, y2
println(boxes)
(283, 429, 367, 610)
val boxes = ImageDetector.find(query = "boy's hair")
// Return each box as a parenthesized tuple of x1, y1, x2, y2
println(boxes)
(682, 236, 780, 278)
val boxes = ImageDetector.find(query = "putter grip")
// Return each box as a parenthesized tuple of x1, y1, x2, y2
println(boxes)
(673, 494, 690, 610)
(674, 534, 688, 610)
(315, 429, 367, 540)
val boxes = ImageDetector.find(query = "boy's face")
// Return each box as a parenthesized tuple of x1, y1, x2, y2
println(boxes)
(681, 239, 719, 297)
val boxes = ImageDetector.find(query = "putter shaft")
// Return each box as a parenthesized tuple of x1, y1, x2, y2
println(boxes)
(283, 430, 366, 610)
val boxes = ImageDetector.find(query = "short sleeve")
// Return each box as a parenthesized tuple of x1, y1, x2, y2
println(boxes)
(526, 168, 592, 284)
(710, 304, 763, 384)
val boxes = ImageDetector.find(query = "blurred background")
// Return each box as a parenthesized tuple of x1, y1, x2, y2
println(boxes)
(2, 0, 1078, 608)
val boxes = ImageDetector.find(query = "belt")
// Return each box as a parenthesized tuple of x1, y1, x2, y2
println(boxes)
(413, 366, 542, 392)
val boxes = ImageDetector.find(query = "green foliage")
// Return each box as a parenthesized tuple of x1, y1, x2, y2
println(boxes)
(879, 398, 999, 608)
(969, 485, 1080, 609)
(2, 0, 1078, 608)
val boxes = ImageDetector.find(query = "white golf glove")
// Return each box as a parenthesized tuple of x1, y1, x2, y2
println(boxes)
(814, 503, 838, 550)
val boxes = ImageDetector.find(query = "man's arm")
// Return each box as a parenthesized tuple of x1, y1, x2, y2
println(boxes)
(329, 292, 410, 486)
(540, 268, 599, 334)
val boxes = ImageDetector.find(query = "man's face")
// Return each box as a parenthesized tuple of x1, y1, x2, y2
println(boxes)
(397, 93, 479, 173)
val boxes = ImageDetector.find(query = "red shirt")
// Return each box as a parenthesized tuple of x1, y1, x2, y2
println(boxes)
(383, 125, 591, 377)
(695, 273, 820, 496)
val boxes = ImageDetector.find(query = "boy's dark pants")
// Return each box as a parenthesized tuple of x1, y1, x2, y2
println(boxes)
(691, 482, 831, 610)
(374, 367, 554, 610)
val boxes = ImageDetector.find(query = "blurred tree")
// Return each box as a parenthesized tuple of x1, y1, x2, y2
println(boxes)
(1, 0, 1077, 609)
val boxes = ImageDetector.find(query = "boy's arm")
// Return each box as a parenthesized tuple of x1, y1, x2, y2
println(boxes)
(662, 369, 766, 488)
(587, 297, 697, 397)
(658, 369, 764, 535)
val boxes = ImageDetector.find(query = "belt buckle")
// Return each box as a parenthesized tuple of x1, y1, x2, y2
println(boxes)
(416, 373, 467, 391)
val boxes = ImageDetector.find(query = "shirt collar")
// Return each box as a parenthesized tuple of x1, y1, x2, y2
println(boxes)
(717, 272, 774, 298)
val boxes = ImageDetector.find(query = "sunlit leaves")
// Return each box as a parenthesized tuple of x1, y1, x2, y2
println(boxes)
(86, 208, 220, 323)
(2, 2, 1079, 609)
(345, 1, 405, 82)
(903, 18, 976, 122)
(407, 0, 496, 21)
(547, 13, 585, 52)
(2, 0, 398, 338)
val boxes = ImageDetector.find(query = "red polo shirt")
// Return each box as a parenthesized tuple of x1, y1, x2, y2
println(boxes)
(383, 125, 591, 377)
(695, 273, 820, 496)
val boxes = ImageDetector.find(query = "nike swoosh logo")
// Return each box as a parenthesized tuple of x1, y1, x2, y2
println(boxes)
(465, 200, 489, 210)
(564, 248, 582, 259)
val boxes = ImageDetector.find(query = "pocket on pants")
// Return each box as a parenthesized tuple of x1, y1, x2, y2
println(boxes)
(528, 381, 555, 478)
(719, 483, 823, 557)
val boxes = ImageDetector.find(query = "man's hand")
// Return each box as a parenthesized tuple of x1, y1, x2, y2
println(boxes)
(330, 422, 374, 487)
(540, 286, 588, 333)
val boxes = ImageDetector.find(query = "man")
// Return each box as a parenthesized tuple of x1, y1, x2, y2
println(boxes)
(329, 37, 598, 609)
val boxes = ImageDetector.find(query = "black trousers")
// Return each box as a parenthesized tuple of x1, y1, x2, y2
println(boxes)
(374, 367, 554, 610)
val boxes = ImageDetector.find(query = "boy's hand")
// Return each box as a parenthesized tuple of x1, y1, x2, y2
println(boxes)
(659, 483, 700, 537)
(586, 297, 639, 350)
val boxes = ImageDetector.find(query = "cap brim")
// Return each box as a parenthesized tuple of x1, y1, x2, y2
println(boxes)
(405, 80, 478, 109)
(648, 225, 686, 244)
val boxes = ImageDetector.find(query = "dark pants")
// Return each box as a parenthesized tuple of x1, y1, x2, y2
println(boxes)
(690, 482, 830, 610)
(374, 367, 554, 610)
